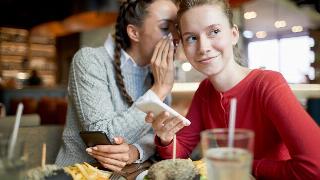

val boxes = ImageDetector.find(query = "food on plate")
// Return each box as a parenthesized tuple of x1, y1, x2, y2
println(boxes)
(145, 159, 199, 180)
(193, 159, 207, 178)
(26, 162, 112, 180)
(26, 164, 63, 180)
(64, 162, 112, 180)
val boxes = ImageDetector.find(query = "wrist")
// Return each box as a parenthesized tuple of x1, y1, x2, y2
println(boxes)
(151, 86, 169, 101)
(128, 145, 139, 164)
(159, 136, 172, 146)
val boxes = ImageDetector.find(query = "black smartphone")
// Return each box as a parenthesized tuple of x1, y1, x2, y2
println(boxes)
(79, 131, 112, 147)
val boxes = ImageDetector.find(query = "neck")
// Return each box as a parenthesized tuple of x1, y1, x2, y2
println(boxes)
(126, 45, 146, 67)
(208, 61, 250, 92)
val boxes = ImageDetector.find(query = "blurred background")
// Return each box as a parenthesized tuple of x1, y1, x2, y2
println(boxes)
(0, 0, 319, 124)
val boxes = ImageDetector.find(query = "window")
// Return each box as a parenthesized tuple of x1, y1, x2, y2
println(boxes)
(248, 36, 314, 83)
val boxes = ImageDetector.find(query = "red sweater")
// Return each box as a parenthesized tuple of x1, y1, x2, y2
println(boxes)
(156, 69, 320, 179)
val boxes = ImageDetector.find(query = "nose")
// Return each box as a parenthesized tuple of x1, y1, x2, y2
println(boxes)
(198, 35, 211, 55)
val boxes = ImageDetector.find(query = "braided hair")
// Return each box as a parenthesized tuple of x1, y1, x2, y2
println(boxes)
(114, 0, 154, 106)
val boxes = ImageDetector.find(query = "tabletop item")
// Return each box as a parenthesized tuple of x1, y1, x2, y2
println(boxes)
(201, 128, 254, 180)
(0, 138, 27, 179)
(135, 99, 191, 126)
(26, 164, 63, 180)
(79, 131, 112, 147)
(146, 159, 199, 180)
(64, 162, 111, 180)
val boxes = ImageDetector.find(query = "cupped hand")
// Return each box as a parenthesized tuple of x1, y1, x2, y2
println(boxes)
(150, 35, 175, 101)
(86, 137, 139, 172)
(145, 112, 185, 146)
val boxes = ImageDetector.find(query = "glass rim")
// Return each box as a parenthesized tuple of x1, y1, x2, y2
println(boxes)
(201, 128, 254, 140)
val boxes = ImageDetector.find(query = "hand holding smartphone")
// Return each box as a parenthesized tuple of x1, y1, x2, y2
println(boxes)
(135, 100, 191, 126)
(79, 131, 112, 147)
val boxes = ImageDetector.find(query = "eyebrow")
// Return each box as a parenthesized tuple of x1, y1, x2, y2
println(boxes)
(182, 24, 222, 37)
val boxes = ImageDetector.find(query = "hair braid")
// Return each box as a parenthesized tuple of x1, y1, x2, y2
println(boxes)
(113, 3, 134, 106)
(113, 0, 176, 105)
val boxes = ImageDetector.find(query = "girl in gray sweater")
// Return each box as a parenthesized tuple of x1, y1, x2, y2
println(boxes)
(56, 0, 178, 172)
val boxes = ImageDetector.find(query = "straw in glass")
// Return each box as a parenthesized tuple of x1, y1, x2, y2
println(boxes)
(8, 103, 24, 159)
(228, 98, 237, 148)
(173, 135, 176, 161)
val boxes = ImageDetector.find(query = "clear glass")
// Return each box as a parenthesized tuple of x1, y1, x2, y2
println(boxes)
(0, 136, 27, 180)
(201, 128, 254, 180)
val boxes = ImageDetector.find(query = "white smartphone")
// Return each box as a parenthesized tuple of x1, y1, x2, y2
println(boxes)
(135, 100, 191, 126)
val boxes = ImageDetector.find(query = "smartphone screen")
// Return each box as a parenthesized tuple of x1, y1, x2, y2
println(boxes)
(79, 131, 112, 147)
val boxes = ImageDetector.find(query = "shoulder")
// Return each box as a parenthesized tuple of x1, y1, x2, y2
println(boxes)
(72, 47, 113, 71)
(253, 69, 287, 87)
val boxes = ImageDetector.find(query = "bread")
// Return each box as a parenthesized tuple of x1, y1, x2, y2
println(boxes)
(146, 159, 200, 180)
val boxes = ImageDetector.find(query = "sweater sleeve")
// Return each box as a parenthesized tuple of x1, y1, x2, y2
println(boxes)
(69, 48, 153, 147)
(156, 82, 205, 159)
(254, 72, 320, 179)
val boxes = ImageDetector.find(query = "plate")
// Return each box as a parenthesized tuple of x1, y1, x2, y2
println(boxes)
(135, 170, 148, 180)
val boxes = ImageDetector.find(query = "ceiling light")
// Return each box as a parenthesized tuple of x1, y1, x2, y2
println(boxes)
(291, 26, 303, 33)
(274, 20, 287, 28)
(244, 11, 257, 20)
(256, 31, 267, 39)
(181, 62, 192, 72)
(243, 30, 253, 38)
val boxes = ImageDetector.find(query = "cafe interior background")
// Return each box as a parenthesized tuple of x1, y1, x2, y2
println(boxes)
(0, 0, 319, 167)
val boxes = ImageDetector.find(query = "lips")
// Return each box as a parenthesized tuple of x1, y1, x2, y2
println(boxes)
(198, 54, 220, 63)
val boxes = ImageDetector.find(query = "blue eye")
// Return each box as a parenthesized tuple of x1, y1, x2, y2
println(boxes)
(185, 35, 197, 44)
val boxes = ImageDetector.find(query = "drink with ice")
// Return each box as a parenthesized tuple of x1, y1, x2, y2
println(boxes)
(205, 147, 252, 180)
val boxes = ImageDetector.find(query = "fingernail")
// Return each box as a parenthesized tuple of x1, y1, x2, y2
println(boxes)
(93, 147, 98, 150)
(114, 137, 118, 143)
(164, 112, 169, 116)
(86, 148, 92, 153)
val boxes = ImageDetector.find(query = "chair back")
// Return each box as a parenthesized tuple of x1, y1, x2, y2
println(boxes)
(17, 125, 64, 168)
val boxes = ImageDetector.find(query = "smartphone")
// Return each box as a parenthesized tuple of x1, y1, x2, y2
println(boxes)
(135, 100, 191, 126)
(79, 131, 112, 147)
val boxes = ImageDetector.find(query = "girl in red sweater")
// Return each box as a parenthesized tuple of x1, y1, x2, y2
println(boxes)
(145, 0, 320, 179)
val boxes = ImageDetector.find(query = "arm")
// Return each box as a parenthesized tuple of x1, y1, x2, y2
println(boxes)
(69, 48, 151, 145)
(254, 72, 320, 179)
(155, 85, 205, 159)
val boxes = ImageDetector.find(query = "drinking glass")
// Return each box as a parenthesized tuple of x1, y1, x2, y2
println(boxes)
(0, 135, 27, 180)
(201, 128, 254, 180)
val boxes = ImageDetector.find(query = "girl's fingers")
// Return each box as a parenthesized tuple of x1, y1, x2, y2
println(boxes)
(162, 117, 182, 131)
(167, 40, 174, 70)
(88, 150, 130, 162)
(151, 38, 166, 64)
(92, 154, 126, 168)
(171, 121, 185, 134)
(100, 162, 124, 172)
(154, 38, 169, 66)
(160, 39, 171, 67)
(152, 112, 170, 131)
(93, 144, 129, 153)
(145, 112, 154, 123)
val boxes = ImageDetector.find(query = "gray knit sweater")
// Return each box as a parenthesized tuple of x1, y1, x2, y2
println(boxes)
(55, 43, 159, 166)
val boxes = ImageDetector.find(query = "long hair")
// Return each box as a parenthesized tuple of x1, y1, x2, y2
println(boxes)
(114, 0, 154, 106)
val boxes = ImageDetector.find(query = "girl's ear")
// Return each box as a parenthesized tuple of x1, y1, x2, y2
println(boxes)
(231, 24, 240, 45)
(127, 24, 140, 42)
